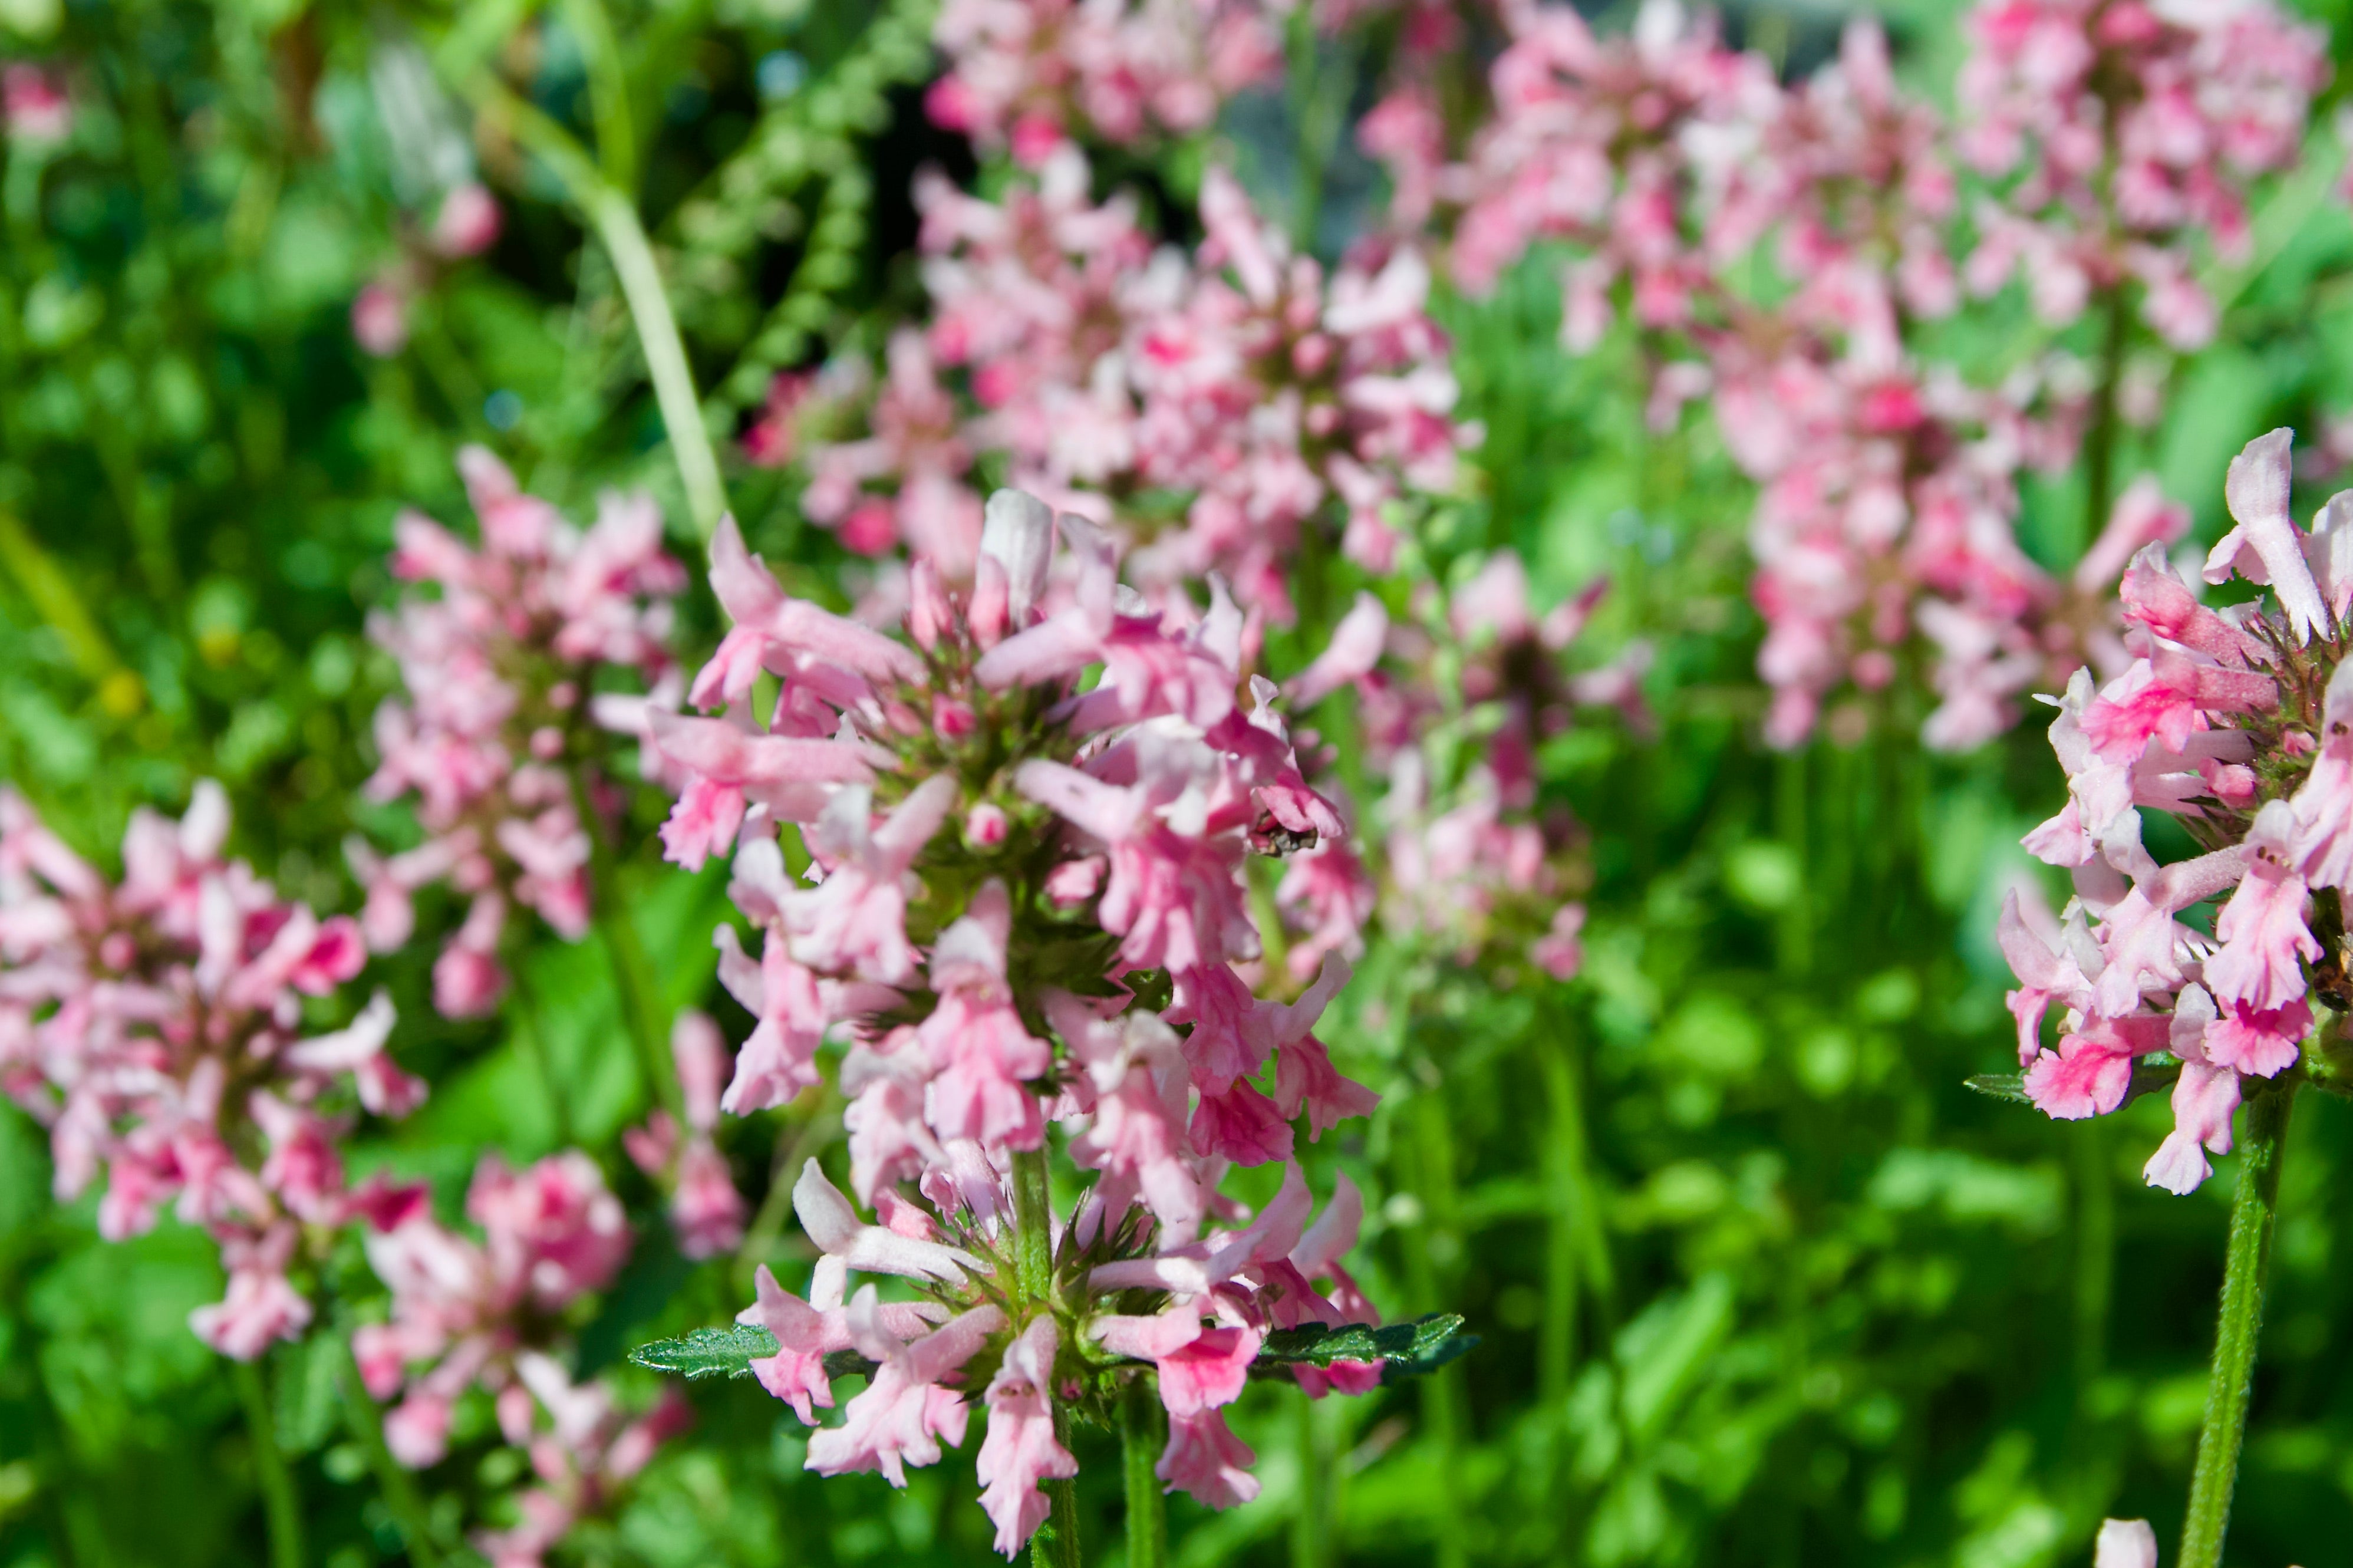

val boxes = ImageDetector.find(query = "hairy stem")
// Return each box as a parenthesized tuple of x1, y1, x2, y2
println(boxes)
(480, 85, 729, 541)
(234, 1357, 305, 1568)
(2178, 1084, 2295, 1568)
(334, 1340, 446, 1568)
(1124, 1376, 1170, 1568)
(1011, 1144, 1055, 1305)
(1032, 1404, 1084, 1568)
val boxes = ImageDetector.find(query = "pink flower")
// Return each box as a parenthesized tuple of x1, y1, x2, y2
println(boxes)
(807, 1293, 1001, 1486)
(1158, 1411, 1260, 1509)
(1999, 430, 2348, 1191)
(974, 1316, 1077, 1556)
(352, 278, 411, 357)
(3, 64, 71, 143)
(431, 183, 504, 259)
(362, 452, 683, 1015)
(1, 783, 420, 1355)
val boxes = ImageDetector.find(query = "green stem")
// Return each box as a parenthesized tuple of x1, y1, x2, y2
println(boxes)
(2072, 1118, 2114, 1398)
(1123, 1376, 1170, 1568)
(334, 1340, 447, 1568)
(481, 85, 729, 540)
(1011, 1144, 1055, 1305)
(1406, 1095, 1468, 1568)
(2082, 284, 2128, 545)
(561, 0, 638, 192)
(234, 1358, 305, 1568)
(569, 769, 683, 1121)
(1539, 1024, 1587, 1409)
(1030, 1404, 1083, 1568)
(1292, 1388, 1338, 1568)
(2177, 1085, 2295, 1568)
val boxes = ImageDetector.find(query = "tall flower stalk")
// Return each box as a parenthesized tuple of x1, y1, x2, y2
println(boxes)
(629, 488, 1468, 1554)
(1995, 429, 2353, 1562)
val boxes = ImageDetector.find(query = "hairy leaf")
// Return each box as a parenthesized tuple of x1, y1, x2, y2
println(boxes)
(1254, 1313, 1478, 1381)
(628, 1323, 780, 1381)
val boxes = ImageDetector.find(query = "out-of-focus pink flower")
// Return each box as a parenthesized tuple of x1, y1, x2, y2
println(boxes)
(928, 0, 1281, 158)
(624, 1011, 747, 1259)
(0, 782, 417, 1358)
(359, 1150, 633, 1468)
(353, 276, 411, 357)
(3, 64, 71, 143)
(1956, 0, 2327, 347)
(358, 449, 684, 1016)
(431, 182, 505, 259)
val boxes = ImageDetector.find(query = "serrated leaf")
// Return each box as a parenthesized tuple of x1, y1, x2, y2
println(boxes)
(1254, 1313, 1478, 1381)
(1963, 1073, 2033, 1105)
(627, 1323, 780, 1381)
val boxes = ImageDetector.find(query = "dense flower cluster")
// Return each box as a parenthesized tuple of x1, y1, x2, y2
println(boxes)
(646, 490, 1386, 1549)
(1957, 0, 2329, 350)
(1436, 0, 1777, 335)
(1367, 1, 2288, 751)
(355, 447, 686, 1018)
(749, 150, 1475, 622)
(0, 783, 420, 1358)
(925, 0, 1283, 163)
(352, 1151, 636, 1467)
(2002, 430, 2352, 1193)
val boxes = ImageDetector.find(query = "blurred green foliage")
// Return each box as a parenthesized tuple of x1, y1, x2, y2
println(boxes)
(11, 1, 2353, 1567)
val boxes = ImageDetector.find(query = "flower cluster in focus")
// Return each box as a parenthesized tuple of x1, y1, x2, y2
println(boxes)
(645, 489, 1390, 1550)
(2003, 430, 2352, 1192)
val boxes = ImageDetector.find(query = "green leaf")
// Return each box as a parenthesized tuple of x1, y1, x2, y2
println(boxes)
(627, 1323, 781, 1382)
(1962, 1073, 2033, 1105)
(630, 1322, 882, 1385)
(1254, 1313, 1478, 1382)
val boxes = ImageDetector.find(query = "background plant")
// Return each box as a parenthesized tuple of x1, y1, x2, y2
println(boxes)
(9, 2, 2353, 1567)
